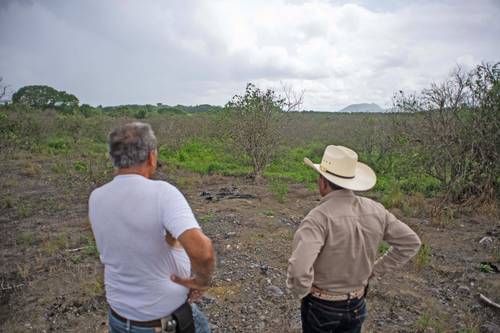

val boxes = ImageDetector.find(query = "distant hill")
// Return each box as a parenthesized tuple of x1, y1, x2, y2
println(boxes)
(337, 103, 384, 113)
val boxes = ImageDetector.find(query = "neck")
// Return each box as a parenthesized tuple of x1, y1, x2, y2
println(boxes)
(117, 166, 151, 178)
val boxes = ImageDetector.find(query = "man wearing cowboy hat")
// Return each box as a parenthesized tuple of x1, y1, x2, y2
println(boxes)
(287, 145, 421, 333)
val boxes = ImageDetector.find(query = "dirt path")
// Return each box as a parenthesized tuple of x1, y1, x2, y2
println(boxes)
(1, 164, 499, 332)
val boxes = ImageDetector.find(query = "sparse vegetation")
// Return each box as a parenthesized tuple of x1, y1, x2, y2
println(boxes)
(378, 242, 390, 255)
(269, 179, 289, 203)
(415, 243, 432, 271)
(0, 63, 498, 332)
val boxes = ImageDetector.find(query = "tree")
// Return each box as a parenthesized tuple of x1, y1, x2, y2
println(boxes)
(393, 62, 499, 204)
(12, 85, 79, 109)
(224, 83, 287, 180)
(0, 77, 8, 102)
(280, 81, 304, 112)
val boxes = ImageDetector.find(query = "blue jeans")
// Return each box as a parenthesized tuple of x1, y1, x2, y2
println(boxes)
(301, 294, 367, 333)
(191, 304, 211, 333)
(109, 304, 211, 333)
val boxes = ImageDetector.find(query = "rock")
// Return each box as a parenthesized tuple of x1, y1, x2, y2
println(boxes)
(481, 322, 500, 333)
(479, 236, 493, 247)
(266, 285, 284, 297)
(457, 285, 470, 294)
(259, 262, 269, 275)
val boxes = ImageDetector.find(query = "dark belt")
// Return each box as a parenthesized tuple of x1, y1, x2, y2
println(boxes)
(110, 308, 166, 328)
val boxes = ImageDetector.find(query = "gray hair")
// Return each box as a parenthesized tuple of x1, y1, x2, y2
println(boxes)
(108, 122, 157, 169)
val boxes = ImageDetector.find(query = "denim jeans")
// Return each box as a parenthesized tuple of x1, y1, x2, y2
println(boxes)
(301, 294, 367, 333)
(191, 304, 211, 333)
(109, 304, 211, 333)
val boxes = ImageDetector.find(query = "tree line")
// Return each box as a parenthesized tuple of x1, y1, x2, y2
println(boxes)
(1, 62, 498, 205)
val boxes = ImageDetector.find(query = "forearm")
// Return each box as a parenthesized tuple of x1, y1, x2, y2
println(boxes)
(190, 250, 215, 287)
(373, 234, 421, 276)
(286, 263, 313, 298)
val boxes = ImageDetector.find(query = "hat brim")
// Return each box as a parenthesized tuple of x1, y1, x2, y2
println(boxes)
(304, 157, 376, 191)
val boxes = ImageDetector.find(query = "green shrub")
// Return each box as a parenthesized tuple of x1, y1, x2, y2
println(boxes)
(158, 140, 251, 176)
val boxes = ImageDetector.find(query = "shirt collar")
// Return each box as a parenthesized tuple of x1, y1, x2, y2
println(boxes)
(114, 174, 146, 180)
(320, 189, 355, 204)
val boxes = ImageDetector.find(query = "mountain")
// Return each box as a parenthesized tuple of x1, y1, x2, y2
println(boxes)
(337, 103, 384, 113)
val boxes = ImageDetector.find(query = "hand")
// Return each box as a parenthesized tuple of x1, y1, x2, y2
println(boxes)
(188, 289, 204, 303)
(310, 285, 321, 294)
(171, 274, 210, 291)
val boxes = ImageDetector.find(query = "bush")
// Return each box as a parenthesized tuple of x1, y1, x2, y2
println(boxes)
(393, 62, 500, 204)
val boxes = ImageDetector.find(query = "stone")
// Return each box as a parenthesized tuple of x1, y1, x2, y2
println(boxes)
(481, 322, 500, 333)
(266, 285, 284, 297)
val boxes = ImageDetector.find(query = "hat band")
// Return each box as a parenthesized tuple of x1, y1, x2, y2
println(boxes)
(320, 165, 355, 179)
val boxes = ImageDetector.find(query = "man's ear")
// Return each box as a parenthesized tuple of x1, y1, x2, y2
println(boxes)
(319, 175, 329, 191)
(148, 150, 157, 167)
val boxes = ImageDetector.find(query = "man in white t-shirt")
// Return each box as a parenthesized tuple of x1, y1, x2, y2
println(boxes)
(89, 122, 215, 333)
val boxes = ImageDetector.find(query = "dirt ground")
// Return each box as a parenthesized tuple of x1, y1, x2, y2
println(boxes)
(1, 159, 499, 332)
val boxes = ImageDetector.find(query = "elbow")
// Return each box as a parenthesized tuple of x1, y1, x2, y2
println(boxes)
(199, 239, 216, 268)
(414, 234, 422, 251)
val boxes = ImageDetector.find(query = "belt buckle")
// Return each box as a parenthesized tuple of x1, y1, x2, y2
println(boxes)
(161, 317, 177, 332)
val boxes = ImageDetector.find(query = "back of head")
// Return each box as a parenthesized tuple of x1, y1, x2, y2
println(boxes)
(108, 122, 157, 169)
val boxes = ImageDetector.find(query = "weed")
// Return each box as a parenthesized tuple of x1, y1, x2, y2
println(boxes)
(263, 210, 274, 217)
(380, 187, 405, 209)
(415, 243, 432, 271)
(70, 255, 82, 265)
(82, 276, 104, 297)
(51, 162, 66, 174)
(41, 233, 68, 254)
(415, 312, 446, 333)
(415, 313, 431, 332)
(4, 178, 19, 188)
(46, 137, 69, 153)
(17, 231, 34, 246)
(198, 213, 215, 223)
(16, 263, 30, 280)
(17, 203, 32, 218)
(431, 206, 456, 226)
(378, 242, 390, 255)
(73, 160, 88, 172)
(1, 195, 14, 209)
(270, 179, 289, 203)
(84, 237, 99, 257)
(479, 262, 495, 273)
(20, 161, 41, 177)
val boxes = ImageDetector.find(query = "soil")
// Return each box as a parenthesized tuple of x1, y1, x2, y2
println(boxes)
(1, 161, 499, 332)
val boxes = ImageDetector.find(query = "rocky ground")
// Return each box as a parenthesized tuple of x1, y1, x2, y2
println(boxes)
(1, 160, 499, 332)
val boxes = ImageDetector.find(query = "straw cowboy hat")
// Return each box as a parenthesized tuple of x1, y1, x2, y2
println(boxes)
(304, 145, 376, 191)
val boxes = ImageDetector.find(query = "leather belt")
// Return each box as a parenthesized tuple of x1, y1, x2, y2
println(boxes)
(311, 287, 365, 301)
(110, 308, 167, 328)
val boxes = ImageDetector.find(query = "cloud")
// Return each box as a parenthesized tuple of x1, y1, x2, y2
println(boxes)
(0, 0, 499, 110)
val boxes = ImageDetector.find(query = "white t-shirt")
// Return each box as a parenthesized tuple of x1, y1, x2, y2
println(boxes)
(169, 246, 191, 279)
(88, 174, 200, 321)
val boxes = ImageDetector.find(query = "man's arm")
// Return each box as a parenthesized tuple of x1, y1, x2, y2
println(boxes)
(372, 209, 421, 277)
(172, 228, 215, 290)
(286, 216, 325, 298)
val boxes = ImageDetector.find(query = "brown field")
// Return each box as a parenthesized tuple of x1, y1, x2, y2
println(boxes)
(1, 157, 499, 332)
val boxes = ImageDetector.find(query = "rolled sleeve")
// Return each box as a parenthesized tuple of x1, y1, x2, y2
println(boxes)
(372, 210, 421, 277)
(287, 216, 325, 298)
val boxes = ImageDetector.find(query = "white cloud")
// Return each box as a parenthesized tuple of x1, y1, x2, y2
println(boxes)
(0, 0, 498, 110)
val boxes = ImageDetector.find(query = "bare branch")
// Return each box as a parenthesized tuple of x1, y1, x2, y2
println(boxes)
(279, 81, 304, 112)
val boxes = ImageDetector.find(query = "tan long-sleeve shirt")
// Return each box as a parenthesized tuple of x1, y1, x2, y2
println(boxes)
(287, 189, 421, 298)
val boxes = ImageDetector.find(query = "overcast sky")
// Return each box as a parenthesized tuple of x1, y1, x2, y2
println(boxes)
(1, 0, 499, 110)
